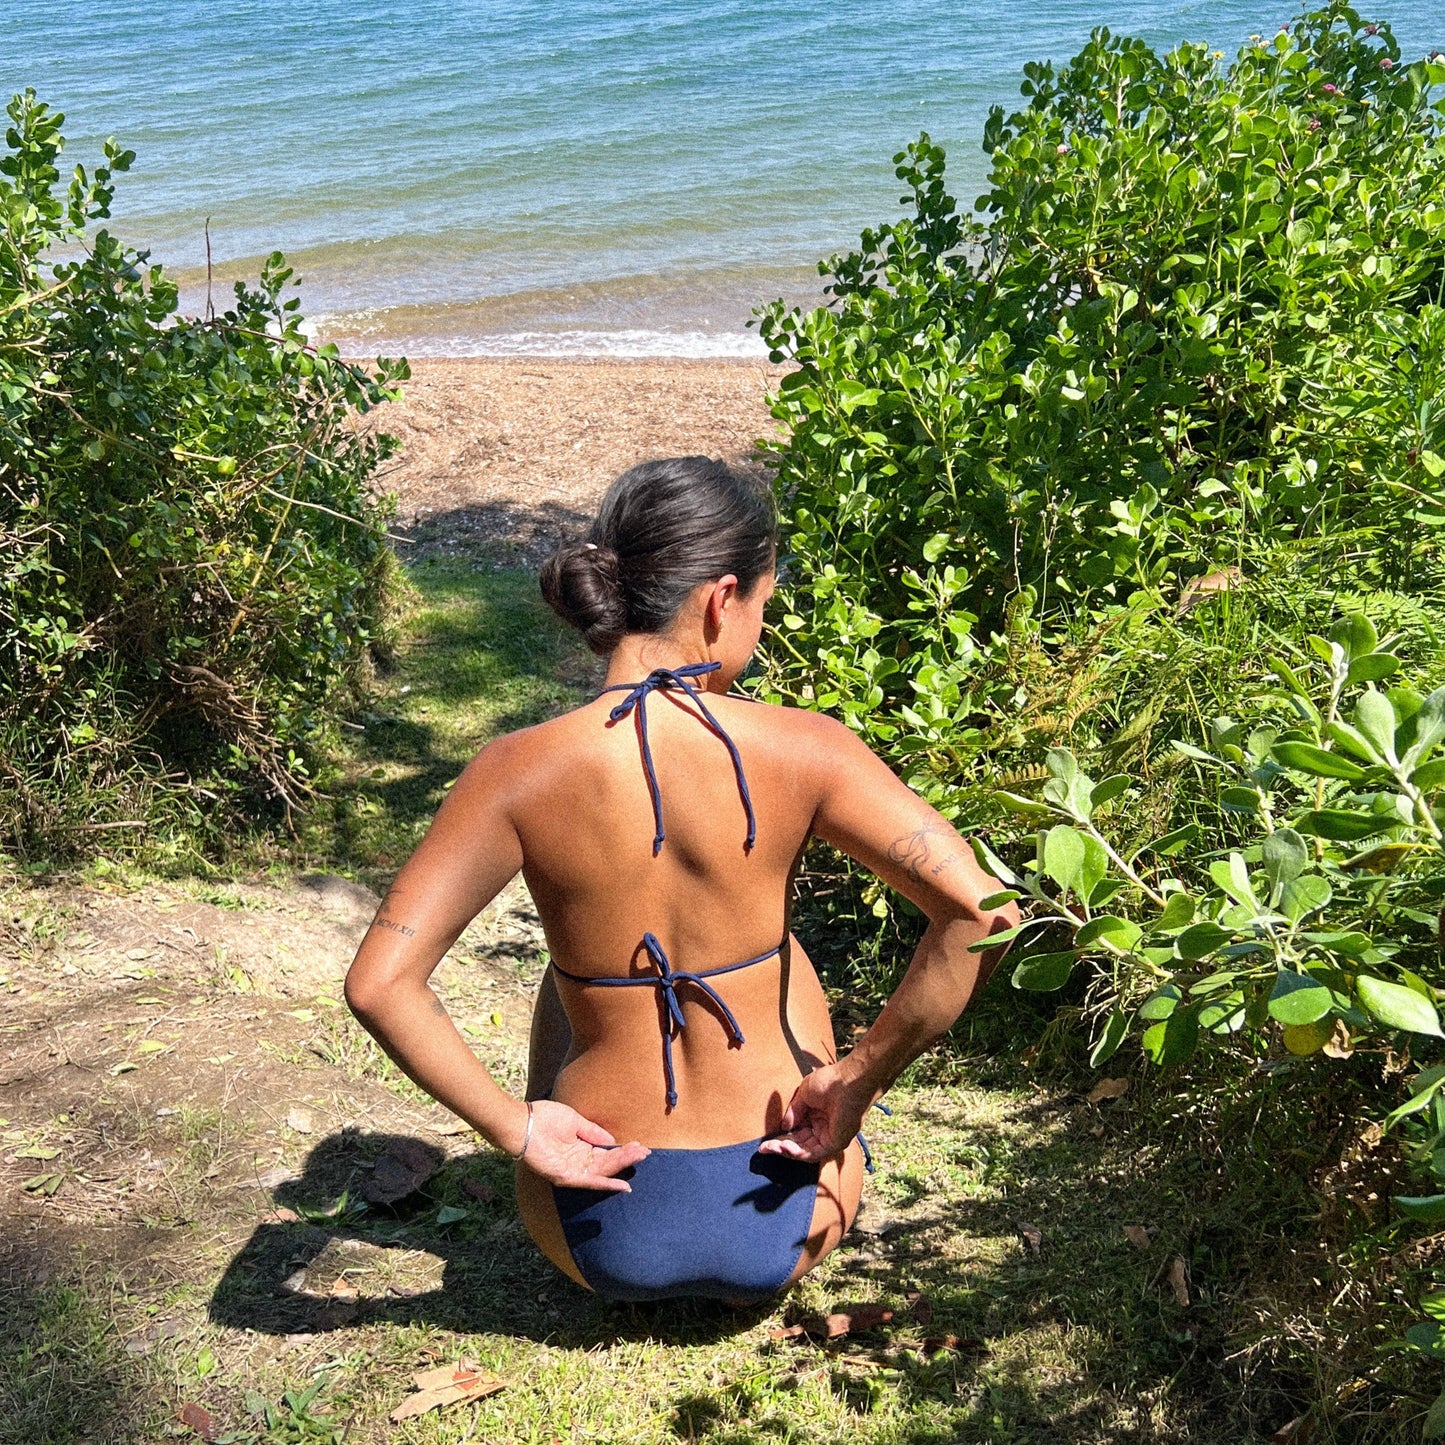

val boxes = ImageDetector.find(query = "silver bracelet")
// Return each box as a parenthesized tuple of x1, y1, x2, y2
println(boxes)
(513, 1100, 534, 1161)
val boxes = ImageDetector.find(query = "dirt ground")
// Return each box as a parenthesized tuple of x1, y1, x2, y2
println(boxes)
(377, 358, 789, 564)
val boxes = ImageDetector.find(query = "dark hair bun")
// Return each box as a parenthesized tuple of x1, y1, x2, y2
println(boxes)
(539, 542, 627, 655)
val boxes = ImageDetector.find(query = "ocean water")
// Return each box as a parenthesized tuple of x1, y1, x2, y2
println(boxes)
(4, 1, 1439, 357)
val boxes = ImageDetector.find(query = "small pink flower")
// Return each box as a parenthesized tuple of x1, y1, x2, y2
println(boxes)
(1057, 143, 1070, 155)
(1365, 22, 1379, 35)
(1308, 117, 1321, 131)
(1379, 56, 1393, 69)
(1322, 83, 1338, 94)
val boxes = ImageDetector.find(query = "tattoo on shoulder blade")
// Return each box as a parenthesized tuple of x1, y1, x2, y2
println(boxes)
(370, 915, 417, 938)
(887, 828, 960, 885)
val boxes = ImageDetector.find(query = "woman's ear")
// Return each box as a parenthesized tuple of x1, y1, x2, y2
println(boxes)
(703, 574, 740, 640)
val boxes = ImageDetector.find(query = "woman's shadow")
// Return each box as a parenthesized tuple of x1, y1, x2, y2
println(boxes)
(208, 1128, 768, 1346)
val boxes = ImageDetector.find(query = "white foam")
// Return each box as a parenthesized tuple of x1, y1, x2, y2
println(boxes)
(313, 321, 771, 360)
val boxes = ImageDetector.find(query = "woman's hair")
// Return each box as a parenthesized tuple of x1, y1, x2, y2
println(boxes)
(540, 457, 777, 656)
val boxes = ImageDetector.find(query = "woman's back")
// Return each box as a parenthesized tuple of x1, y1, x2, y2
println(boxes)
(502, 680, 838, 1146)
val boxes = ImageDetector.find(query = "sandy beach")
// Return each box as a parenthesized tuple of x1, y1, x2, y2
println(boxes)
(379, 357, 790, 564)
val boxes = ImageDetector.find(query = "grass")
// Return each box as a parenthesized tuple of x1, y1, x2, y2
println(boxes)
(294, 556, 599, 890)
(2, 558, 1437, 1443)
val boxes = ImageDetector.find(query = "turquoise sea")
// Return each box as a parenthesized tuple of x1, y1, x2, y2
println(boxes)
(4, 2, 1439, 356)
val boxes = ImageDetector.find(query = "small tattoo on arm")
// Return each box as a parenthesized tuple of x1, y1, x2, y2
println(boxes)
(370, 915, 417, 938)
(887, 828, 960, 885)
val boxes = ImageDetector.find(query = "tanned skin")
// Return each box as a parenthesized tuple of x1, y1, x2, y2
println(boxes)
(345, 566, 1019, 1290)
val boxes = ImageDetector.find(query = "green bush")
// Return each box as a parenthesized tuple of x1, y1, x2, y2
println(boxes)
(758, 3, 1445, 805)
(757, 6, 1445, 1429)
(0, 90, 408, 862)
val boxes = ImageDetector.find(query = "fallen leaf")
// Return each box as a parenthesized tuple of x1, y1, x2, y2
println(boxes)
(389, 1367, 505, 1422)
(1123, 1225, 1152, 1251)
(248, 1166, 296, 1191)
(770, 1324, 807, 1340)
(1168, 1254, 1190, 1307)
(1018, 1223, 1043, 1255)
(1087, 1077, 1131, 1104)
(135, 1040, 171, 1056)
(823, 1303, 894, 1337)
(430, 1118, 474, 1137)
(919, 1334, 986, 1357)
(260, 1207, 301, 1224)
(1322, 1020, 1354, 1060)
(109, 1061, 137, 1076)
(285, 1107, 315, 1135)
(361, 1139, 441, 1205)
(463, 1179, 494, 1203)
(906, 1290, 934, 1327)
(412, 1361, 481, 1391)
(15, 1146, 59, 1160)
(21, 1173, 62, 1195)
(204, 1053, 237, 1065)
(125, 948, 154, 961)
(1272, 1415, 1313, 1444)
(178, 1401, 216, 1439)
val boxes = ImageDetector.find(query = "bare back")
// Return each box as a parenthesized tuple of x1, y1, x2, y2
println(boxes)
(502, 685, 841, 1147)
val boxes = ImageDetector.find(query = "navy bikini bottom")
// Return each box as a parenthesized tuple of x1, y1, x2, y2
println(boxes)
(552, 1138, 821, 1302)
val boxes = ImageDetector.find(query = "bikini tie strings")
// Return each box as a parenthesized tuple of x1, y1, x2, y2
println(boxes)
(602, 661, 757, 856)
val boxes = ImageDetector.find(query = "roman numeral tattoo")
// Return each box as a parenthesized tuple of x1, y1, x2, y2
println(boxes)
(887, 827, 960, 885)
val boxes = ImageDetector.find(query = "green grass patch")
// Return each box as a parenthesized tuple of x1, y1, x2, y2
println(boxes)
(295, 559, 598, 889)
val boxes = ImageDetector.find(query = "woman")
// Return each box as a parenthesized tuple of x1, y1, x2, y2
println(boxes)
(345, 456, 1017, 1302)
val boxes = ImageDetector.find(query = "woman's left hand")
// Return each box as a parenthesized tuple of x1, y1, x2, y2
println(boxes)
(757, 1061, 872, 1164)
(521, 1099, 651, 1192)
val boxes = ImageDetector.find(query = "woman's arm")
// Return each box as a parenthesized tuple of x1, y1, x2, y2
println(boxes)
(759, 718, 1019, 1163)
(344, 738, 648, 1192)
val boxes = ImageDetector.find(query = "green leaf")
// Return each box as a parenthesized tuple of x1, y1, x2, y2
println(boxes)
(1176, 922, 1234, 960)
(922, 532, 951, 563)
(993, 790, 1053, 818)
(1269, 741, 1368, 781)
(1042, 825, 1086, 893)
(1294, 809, 1387, 842)
(1329, 614, 1377, 661)
(1089, 1009, 1129, 1067)
(1397, 1195, 1445, 1225)
(1145, 823, 1201, 856)
(1279, 873, 1331, 922)
(1208, 853, 1257, 907)
(1011, 951, 1075, 991)
(978, 890, 1022, 911)
(1090, 774, 1131, 808)
(1137, 984, 1182, 1021)
(1142, 1010, 1198, 1066)
(1357, 976, 1444, 1037)
(1267, 970, 1332, 1026)
(1262, 828, 1307, 886)
(436, 1204, 470, 1226)
(1421, 1292, 1445, 1323)
(1074, 915, 1142, 952)
(1423, 1385, 1445, 1440)
(1405, 1321, 1445, 1357)
(1354, 689, 1397, 762)
(1411, 757, 1445, 791)
(1157, 892, 1195, 931)
(1346, 652, 1400, 685)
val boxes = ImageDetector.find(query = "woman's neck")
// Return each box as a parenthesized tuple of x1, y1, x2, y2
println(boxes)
(603, 634, 725, 692)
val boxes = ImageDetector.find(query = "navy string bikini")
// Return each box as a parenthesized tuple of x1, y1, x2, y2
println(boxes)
(548, 661, 873, 1301)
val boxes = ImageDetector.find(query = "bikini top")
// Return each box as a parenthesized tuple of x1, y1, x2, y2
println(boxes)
(549, 660, 778, 1109)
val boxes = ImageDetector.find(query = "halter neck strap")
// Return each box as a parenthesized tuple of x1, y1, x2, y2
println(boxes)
(601, 661, 757, 856)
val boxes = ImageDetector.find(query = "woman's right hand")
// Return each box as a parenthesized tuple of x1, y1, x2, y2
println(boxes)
(519, 1099, 650, 1193)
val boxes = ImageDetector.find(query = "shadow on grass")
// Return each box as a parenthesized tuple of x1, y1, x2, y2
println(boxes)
(205, 1085, 1324, 1442)
(305, 556, 600, 881)
(0, 1235, 162, 1445)
(208, 1131, 772, 1350)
